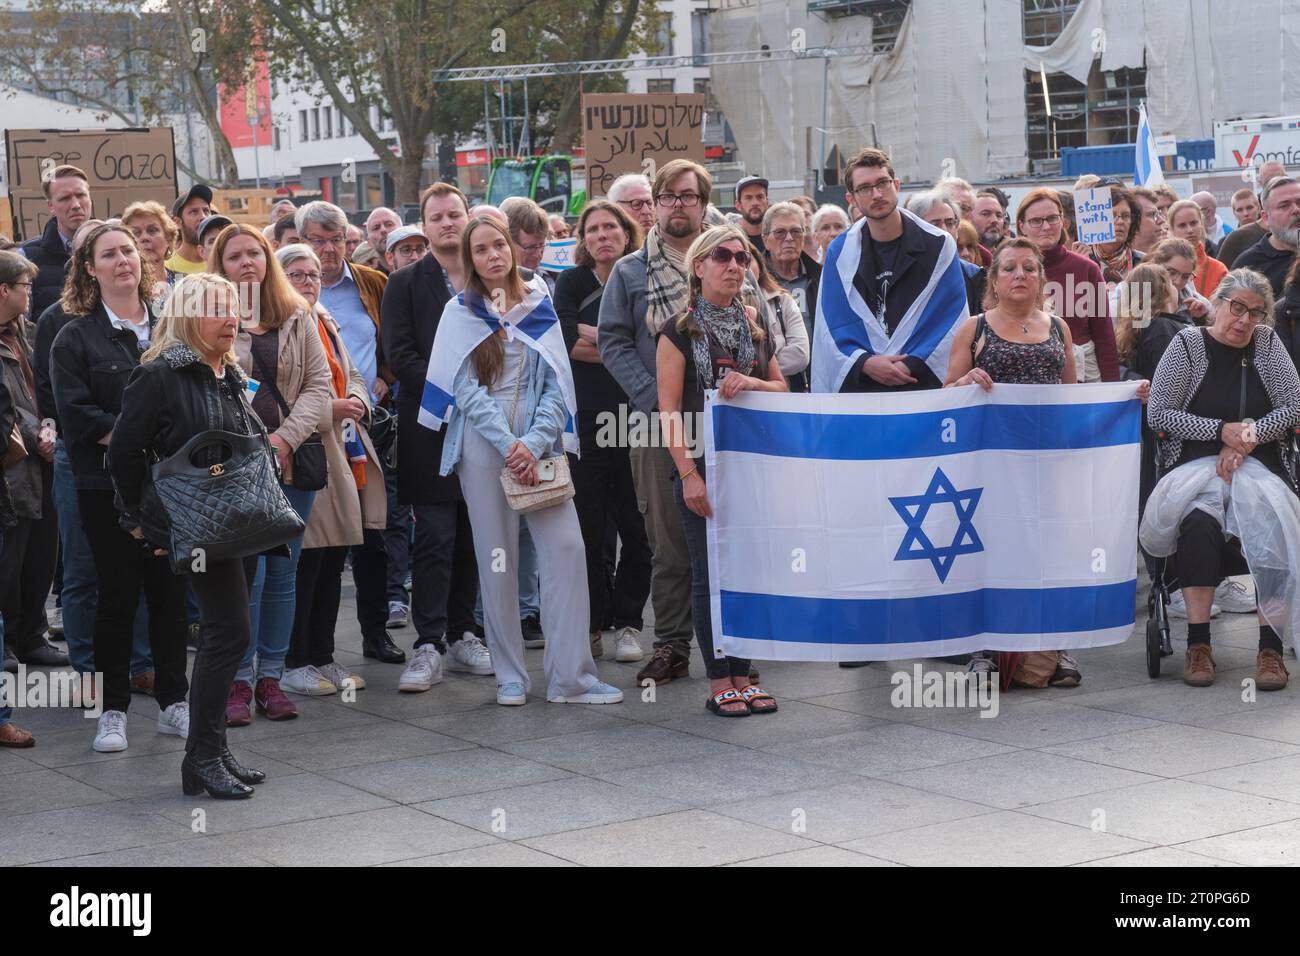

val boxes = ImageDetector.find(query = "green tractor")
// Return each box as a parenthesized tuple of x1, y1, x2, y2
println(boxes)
(485, 154, 586, 218)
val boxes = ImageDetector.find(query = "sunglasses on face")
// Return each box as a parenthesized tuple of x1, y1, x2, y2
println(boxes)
(707, 247, 751, 267)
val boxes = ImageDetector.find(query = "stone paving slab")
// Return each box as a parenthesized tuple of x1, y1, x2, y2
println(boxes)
(7, 583, 1300, 866)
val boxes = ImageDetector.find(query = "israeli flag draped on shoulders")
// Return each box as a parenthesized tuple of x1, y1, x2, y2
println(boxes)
(703, 382, 1142, 661)
(812, 207, 970, 393)
(418, 273, 578, 453)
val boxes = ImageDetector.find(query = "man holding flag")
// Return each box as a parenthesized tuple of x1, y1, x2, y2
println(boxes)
(812, 148, 970, 666)
(812, 148, 970, 395)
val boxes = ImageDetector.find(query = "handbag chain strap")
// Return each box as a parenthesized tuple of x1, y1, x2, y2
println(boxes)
(504, 337, 528, 439)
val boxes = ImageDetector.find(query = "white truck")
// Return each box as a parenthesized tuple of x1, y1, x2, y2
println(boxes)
(1214, 115, 1300, 174)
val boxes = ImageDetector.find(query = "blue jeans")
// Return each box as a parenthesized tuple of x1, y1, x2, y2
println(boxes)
(474, 518, 540, 626)
(53, 442, 152, 675)
(237, 484, 315, 685)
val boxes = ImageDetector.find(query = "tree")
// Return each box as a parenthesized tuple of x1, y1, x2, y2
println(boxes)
(0, 0, 257, 185)
(255, 0, 662, 203)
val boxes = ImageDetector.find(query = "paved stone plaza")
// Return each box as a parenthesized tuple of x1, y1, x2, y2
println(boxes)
(4, 577, 1299, 867)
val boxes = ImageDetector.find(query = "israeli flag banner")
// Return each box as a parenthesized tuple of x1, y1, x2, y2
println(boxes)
(539, 238, 577, 271)
(703, 383, 1142, 661)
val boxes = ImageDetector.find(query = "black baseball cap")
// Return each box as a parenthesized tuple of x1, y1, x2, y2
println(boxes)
(171, 183, 215, 218)
(197, 214, 233, 245)
(735, 175, 769, 196)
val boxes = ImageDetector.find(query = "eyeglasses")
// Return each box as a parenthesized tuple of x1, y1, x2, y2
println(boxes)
(618, 198, 653, 211)
(1023, 214, 1063, 230)
(768, 227, 806, 241)
(1112, 213, 1133, 224)
(1165, 267, 1195, 283)
(305, 235, 345, 250)
(707, 247, 751, 267)
(7, 281, 33, 290)
(516, 241, 546, 254)
(1226, 298, 1269, 323)
(1148, 209, 1168, 222)
(657, 192, 702, 208)
(286, 270, 322, 284)
(850, 178, 895, 198)
(930, 218, 959, 231)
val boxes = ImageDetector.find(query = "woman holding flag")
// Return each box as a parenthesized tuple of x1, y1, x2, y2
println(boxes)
(421, 217, 622, 707)
(276, 243, 384, 697)
(657, 225, 787, 717)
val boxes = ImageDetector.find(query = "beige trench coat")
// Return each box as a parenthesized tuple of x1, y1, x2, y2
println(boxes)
(300, 308, 386, 549)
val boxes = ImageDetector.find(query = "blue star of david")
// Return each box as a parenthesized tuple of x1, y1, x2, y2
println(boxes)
(888, 467, 984, 583)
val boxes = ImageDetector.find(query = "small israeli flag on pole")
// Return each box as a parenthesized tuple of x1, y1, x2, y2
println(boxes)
(1135, 101, 1165, 187)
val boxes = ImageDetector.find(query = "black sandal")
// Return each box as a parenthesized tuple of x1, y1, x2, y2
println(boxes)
(706, 687, 750, 717)
(739, 684, 778, 714)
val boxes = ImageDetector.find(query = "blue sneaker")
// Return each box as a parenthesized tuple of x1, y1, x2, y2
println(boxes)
(496, 681, 526, 706)
(547, 680, 624, 704)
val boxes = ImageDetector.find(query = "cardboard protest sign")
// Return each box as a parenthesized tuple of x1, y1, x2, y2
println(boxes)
(1073, 188, 1115, 245)
(5, 128, 177, 241)
(582, 94, 706, 199)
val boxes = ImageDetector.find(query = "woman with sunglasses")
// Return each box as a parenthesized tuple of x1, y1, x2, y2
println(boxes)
(657, 225, 787, 717)
(1147, 268, 1300, 691)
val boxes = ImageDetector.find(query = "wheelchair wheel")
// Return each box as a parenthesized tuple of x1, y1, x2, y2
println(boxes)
(1146, 618, 1162, 678)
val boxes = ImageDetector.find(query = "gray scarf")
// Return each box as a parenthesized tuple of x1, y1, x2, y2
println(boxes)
(690, 295, 755, 391)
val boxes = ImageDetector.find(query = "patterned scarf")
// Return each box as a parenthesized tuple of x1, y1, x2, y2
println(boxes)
(1091, 244, 1133, 285)
(689, 294, 755, 391)
(315, 314, 367, 489)
(644, 226, 692, 336)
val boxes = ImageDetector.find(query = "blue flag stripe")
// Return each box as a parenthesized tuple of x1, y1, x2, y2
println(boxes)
(711, 399, 1139, 460)
(721, 580, 1137, 645)
(420, 379, 454, 421)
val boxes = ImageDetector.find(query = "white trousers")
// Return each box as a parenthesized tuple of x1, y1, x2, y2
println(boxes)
(458, 424, 597, 697)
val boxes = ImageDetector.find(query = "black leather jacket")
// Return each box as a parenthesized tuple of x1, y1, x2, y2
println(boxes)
(49, 303, 156, 490)
(108, 343, 265, 532)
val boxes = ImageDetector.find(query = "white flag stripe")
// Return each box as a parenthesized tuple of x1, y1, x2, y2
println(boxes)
(713, 446, 1139, 598)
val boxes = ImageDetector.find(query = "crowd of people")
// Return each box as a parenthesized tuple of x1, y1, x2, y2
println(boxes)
(0, 146, 1296, 797)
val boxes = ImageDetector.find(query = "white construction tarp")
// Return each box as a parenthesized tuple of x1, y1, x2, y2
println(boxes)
(708, 0, 1300, 185)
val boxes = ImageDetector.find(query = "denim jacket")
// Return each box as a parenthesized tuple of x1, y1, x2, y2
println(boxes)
(439, 342, 570, 476)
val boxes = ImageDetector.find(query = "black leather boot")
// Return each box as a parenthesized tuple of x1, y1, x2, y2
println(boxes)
(362, 632, 406, 663)
(182, 754, 254, 799)
(221, 746, 266, 785)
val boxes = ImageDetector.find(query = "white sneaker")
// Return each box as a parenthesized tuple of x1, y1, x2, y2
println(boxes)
(158, 701, 190, 738)
(318, 661, 365, 692)
(447, 633, 493, 675)
(1215, 578, 1257, 613)
(1167, 590, 1221, 619)
(398, 644, 444, 692)
(386, 602, 410, 628)
(281, 665, 338, 696)
(93, 710, 128, 752)
(548, 680, 624, 704)
(613, 626, 644, 662)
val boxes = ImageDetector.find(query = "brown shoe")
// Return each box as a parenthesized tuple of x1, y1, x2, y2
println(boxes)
(590, 632, 603, 660)
(130, 671, 155, 696)
(1256, 648, 1290, 691)
(0, 723, 34, 747)
(636, 644, 689, 685)
(1183, 643, 1216, 687)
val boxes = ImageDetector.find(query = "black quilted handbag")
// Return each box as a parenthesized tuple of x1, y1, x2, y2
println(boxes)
(139, 430, 306, 575)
